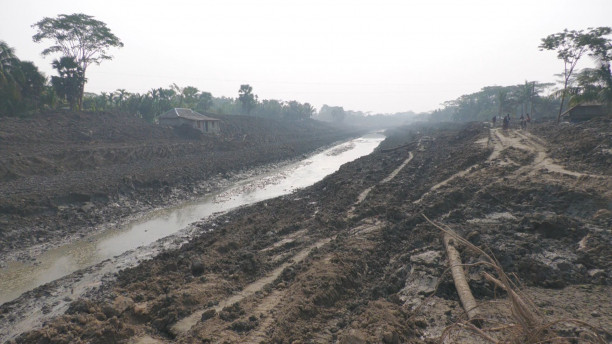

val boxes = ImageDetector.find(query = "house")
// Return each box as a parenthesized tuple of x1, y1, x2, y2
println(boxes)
(561, 102, 610, 122)
(158, 108, 220, 134)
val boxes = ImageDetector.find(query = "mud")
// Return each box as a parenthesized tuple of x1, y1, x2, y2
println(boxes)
(4, 118, 612, 343)
(0, 112, 362, 265)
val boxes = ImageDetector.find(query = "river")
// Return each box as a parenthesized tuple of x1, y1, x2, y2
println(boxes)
(0, 133, 384, 306)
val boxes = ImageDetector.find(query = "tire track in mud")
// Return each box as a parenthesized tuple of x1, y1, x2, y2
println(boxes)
(348, 151, 414, 218)
(150, 150, 416, 343)
(493, 129, 608, 179)
(414, 128, 609, 206)
(170, 237, 333, 337)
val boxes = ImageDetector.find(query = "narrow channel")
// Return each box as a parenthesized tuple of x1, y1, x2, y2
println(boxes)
(0, 133, 384, 305)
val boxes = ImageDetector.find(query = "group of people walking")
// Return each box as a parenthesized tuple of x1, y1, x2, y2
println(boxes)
(491, 113, 531, 130)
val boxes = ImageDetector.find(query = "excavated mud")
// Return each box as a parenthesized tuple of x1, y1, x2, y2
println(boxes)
(3, 118, 612, 343)
(0, 112, 361, 265)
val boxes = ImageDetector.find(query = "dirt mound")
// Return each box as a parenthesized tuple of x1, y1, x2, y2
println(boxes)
(0, 111, 361, 260)
(6, 119, 612, 343)
(532, 117, 612, 176)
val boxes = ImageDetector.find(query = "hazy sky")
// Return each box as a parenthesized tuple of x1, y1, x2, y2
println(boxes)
(1, 0, 611, 113)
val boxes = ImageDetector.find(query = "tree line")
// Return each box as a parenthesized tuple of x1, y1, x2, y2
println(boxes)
(0, 13, 315, 122)
(430, 82, 558, 122)
(1, 12, 610, 124)
(1, 39, 315, 122)
(437, 27, 612, 123)
(79, 83, 315, 122)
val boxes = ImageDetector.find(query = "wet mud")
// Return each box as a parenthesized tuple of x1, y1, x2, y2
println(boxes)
(3, 118, 612, 343)
(0, 112, 362, 265)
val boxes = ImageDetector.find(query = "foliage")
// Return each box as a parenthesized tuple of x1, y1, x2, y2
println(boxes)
(76, 84, 315, 123)
(539, 27, 612, 122)
(238, 84, 257, 115)
(318, 105, 346, 123)
(434, 83, 557, 122)
(0, 41, 48, 116)
(570, 32, 612, 112)
(51, 57, 84, 111)
(32, 13, 123, 110)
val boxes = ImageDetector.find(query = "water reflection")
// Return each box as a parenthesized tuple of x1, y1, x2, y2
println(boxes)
(0, 133, 384, 304)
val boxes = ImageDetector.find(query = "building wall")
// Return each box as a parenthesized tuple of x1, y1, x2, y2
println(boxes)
(205, 121, 220, 133)
(160, 117, 203, 132)
(160, 117, 221, 134)
(569, 106, 607, 122)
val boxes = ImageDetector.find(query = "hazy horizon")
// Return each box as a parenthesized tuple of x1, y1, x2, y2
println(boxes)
(2, 0, 611, 114)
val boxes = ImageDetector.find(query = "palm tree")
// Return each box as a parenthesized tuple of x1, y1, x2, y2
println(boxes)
(572, 61, 612, 111)
(497, 89, 507, 118)
(0, 41, 19, 84)
(0, 41, 24, 115)
(51, 56, 84, 110)
(114, 89, 129, 109)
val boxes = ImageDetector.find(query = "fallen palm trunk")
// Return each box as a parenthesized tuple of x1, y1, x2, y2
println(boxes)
(424, 215, 606, 343)
(483, 272, 539, 332)
(443, 232, 482, 325)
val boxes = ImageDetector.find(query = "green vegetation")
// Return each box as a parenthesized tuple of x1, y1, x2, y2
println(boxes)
(51, 57, 83, 111)
(430, 82, 557, 122)
(79, 84, 316, 122)
(432, 27, 612, 123)
(32, 13, 124, 110)
(2, 18, 611, 125)
(539, 27, 612, 122)
(0, 41, 51, 116)
(238, 84, 257, 115)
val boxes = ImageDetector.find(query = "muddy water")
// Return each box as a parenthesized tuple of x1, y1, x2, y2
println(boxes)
(0, 133, 384, 305)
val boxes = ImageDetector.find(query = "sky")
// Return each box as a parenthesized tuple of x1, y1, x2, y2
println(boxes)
(1, 0, 611, 114)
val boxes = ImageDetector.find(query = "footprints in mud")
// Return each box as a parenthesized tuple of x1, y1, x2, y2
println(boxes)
(170, 237, 334, 339)
(492, 129, 602, 179)
(348, 151, 414, 218)
(414, 128, 610, 207)
(140, 131, 602, 343)
(161, 150, 419, 342)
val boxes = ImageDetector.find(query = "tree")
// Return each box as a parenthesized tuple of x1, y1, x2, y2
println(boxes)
(318, 104, 346, 123)
(255, 99, 283, 118)
(238, 84, 257, 115)
(496, 89, 507, 119)
(301, 102, 315, 120)
(18, 61, 47, 110)
(113, 88, 129, 108)
(195, 92, 213, 113)
(539, 27, 612, 122)
(571, 31, 612, 112)
(51, 56, 84, 110)
(32, 13, 124, 110)
(0, 41, 47, 116)
(0, 41, 20, 86)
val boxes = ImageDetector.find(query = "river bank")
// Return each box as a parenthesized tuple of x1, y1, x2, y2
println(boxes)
(0, 112, 364, 266)
(4, 119, 612, 343)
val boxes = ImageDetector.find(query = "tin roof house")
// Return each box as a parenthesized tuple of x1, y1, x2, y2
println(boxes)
(158, 108, 220, 134)
(561, 102, 610, 122)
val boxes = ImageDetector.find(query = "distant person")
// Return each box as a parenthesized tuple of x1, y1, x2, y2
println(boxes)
(526, 113, 531, 128)
(520, 114, 526, 129)
(502, 115, 509, 130)
(492, 116, 497, 127)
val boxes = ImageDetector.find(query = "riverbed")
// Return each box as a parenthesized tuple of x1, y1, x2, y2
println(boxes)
(0, 133, 384, 307)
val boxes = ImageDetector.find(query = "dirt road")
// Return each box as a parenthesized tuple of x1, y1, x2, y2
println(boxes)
(6, 119, 612, 343)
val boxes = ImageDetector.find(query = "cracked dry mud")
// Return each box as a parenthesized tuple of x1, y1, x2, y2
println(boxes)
(4, 118, 612, 344)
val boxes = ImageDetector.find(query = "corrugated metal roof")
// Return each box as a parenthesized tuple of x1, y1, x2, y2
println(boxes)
(158, 108, 220, 121)
(560, 102, 605, 117)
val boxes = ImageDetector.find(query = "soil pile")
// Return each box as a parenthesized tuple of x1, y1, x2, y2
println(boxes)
(4, 119, 612, 343)
(0, 112, 361, 261)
